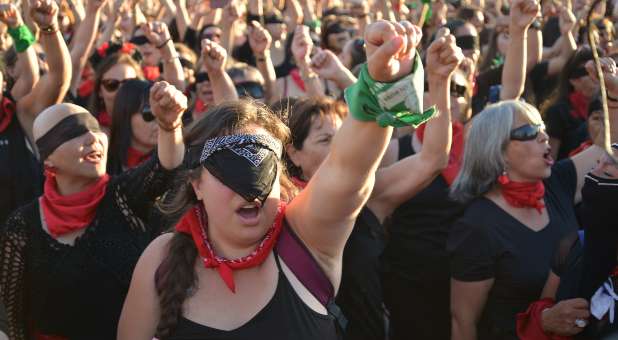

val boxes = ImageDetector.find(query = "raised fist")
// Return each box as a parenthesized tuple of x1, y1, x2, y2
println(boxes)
(291, 25, 314, 67)
(364, 20, 422, 82)
(310, 49, 347, 81)
(425, 28, 464, 82)
(142, 21, 171, 47)
(586, 58, 618, 97)
(201, 39, 227, 73)
(509, 0, 541, 31)
(30, 0, 59, 29)
(248, 21, 272, 55)
(150, 81, 187, 130)
(0, 4, 24, 29)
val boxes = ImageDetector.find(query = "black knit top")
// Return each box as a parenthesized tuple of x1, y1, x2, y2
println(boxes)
(0, 156, 178, 340)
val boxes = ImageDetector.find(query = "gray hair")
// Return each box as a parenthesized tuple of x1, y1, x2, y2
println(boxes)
(450, 100, 543, 203)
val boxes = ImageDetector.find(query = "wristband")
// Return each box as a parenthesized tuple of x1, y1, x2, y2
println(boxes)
(7, 25, 36, 53)
(157, 119, 182, 132)
(39, 24, 59, 35)
(307, 19, 321, 30)
(156, 38, 172, 49)
(344, 52, 437, 128)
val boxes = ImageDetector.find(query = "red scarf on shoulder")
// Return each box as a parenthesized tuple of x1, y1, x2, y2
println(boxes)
(175, 202, 286, 293)
(126, 146, 150, 168)
(41, 173, 110, 238)
(498, 174, 545, 213)
(569, 91, 589, 120)
(415, 121, 465, 186)
(0, 96, 16, 133)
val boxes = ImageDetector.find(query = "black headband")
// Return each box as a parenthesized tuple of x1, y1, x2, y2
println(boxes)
(36, 112, 101, 161)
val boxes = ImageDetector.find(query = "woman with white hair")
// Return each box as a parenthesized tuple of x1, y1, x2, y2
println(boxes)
(448, 84, 618, 339)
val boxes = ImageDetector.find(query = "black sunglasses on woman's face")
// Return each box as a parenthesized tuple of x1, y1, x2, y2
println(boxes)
(101, 78, 135, 92)
(510, 123, 544, 141)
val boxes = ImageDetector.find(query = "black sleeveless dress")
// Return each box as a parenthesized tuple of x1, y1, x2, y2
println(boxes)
(165, 252, 341, 340)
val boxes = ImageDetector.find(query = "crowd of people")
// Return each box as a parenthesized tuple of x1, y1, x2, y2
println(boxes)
(0, 0, 617, 339)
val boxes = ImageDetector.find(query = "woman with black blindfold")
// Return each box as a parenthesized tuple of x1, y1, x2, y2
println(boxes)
(0, 81, 187, 340)
(448, 57, 618, 340)
(0, 0, 71, 225)
(118, 20, 424, 340)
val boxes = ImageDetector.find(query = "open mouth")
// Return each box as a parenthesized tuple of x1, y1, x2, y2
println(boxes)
(84, 150, 103, 164)
(235, 201, 262, 225)
(543, 150, 554, 166)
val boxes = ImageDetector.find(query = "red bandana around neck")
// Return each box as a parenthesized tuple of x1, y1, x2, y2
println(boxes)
(0, 96, 16, 133)
(142, 65, 161, 81)
(175, 202, 287, 293)
(416, 121, 465, 186)
(568, 91, 589, 120)
(289, 68, 306, 92)
(97, 110, 111, 128)
(291, 176, 307, 190)
(41, 173, 110, 238)
(126, 146, 150, 168)
(498, 174, 545, 213)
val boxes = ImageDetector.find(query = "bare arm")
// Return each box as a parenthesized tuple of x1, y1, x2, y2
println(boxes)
(369, 28, 463, 221)
(96, 0, 121, 46)
(286, 20, 420, 287)
(451, 279, 494, 340)
(202, 39, 238, 104)
(173, 0, 189, 40)
(248, 21, 280, 103)
(310, 49, 357, 91)
(150, 81, 187, 170)
(284, 0, 303, 32)
(291, 25, 324, 97)
(500, 0, 539, 100)
(69, 0, 105, 95)
(220, 1, 242, 60)
(547, 5, 577, 76)
(142, 21, 186, 92)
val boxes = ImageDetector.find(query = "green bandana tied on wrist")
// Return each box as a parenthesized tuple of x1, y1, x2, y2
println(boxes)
(8, 25, 35, 53)
(344, 52, 436, 128)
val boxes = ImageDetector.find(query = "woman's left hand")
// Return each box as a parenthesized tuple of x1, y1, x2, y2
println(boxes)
(586, 58, 618, 97)
(150, 81, 187, 131)
(142, 21, 171, 48)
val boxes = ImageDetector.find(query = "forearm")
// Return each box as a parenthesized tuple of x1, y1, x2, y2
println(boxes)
(500, 29, 527, 100)
(11, 37, 39, 101)
(255, 51, 279, 102)
(298, 64, 325, 96)
(174, 0, 189, 40)
(208, 69, 238, 104)
(38, 30, 72, 103)
(451, 317, 477, 340)
(421, 79, 452, 167)
(286, 0, 303, 31)
(160, 42, 186, 92)
(70, 9, 102, 93)
(526, 27, 542, 73)
(221, 21, 236, 59)
(332, 68, 357, 91)
(97, 17, 117, 46)
(157, 127, 184, 170)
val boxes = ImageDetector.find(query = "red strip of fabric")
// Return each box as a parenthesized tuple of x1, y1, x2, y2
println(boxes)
(568, 140, 593, 157)
(568, 91, 589, 120)
(289, 68, 306, 92)
(291, 176, 308, 190)
(41, 173, 110, 238)
(415, 121, 465, 186)
(498, 174, 545, 213)
(126, 146, 150, 168)
(142, 65, 161, 81)
(175, 202, 287, 293)
(97, 110, 111, 128)
(0, 96, 16, 133)
(516, 298, 572, 340)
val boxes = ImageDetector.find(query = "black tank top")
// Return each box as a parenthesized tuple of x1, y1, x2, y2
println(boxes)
(165, 252, 340, 340)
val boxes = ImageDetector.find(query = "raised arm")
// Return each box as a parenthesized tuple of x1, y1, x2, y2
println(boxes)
(0, 4, 39, 102)
(500, 0, 540, 100)
(310, 49, 357, 91)
(150, 81, 187, 170)
(286, 20, 420, 286)
(69, 0, 105, 95)
(284, 0, 303, 32)
(18, 0, 71, 137)
(546, 5, 577, 76)
(291, 25, 325, 97)
(173, 0, 189, 40)
(201, 39, 238, 104)
(368, 27, 463, 222)
(248, 21, 280, 103)
(142, 21, 186, 92)
(96, 0, 122, 46)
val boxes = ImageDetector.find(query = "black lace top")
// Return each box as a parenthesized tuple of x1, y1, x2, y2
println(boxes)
(0, 156, 178, 340)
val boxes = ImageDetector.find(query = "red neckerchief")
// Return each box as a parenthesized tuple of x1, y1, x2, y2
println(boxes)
(568, 140, 593, 157)
(126, 146, 150, 168)
(97, 110, 111, 128)
(416, 121, 465, 186)
(175, 202, 287, 293)
(0, 96, 16, 133)
(194, 98, 208, 115)
(142, 65, 160, 81)
(291, 176, 307, 190)
(498, 174, 545, 213)
(77, 79, 94, 98)
(41, 173, 110, 238)
(289, 69, 306, 92)
(569, 91, 589, 120)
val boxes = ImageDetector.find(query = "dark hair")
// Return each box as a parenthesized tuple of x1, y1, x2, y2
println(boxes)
(458, 6, 482, 22)
(154, 100, 296, 337)
(478, 26, 502, 72)
(88, 53, 144, 115)
(2, 46, 18, 90)
(284, 97, 347, 179)
(348, 38, 366, 70)
(541, 47, 594, 115)
(107, 79, 151, 174)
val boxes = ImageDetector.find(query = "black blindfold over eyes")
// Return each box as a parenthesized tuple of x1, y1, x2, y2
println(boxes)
(570, 67, 589, 79)
(455, 35, 479, 50)
(36, 112, 101, 161)
(130, 35, 150, 46)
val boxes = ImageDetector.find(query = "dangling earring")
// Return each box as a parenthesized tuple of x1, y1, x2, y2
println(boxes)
(498, 170, 510, 185)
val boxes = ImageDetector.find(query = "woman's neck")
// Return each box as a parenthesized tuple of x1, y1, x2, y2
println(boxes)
(207, 226, 265, 260)
(54, 173, 101, 196)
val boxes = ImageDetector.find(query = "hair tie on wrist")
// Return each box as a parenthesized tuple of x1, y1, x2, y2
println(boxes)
(156, 38, 172, 49)
(39, 24, 59, 35)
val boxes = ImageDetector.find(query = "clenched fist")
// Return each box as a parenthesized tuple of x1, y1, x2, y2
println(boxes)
(150, 81, 187, 131)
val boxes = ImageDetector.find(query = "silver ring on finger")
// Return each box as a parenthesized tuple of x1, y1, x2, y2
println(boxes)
(574, 319, 587, 328)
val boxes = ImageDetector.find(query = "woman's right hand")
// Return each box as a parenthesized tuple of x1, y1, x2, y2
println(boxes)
(0, 4, 24, 29)
(364, 20, 422, 82)
(541, 298, 590, 336)
(29, 0, 59, 29)
(201, 39, 227, 74)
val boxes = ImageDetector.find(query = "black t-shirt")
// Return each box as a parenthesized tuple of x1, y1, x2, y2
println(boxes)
(0, 301, 7, 337)
(528, 61, 558, 107)
(448, 160, 579, 340)
(381, 135, 465, 278)
(544, 99, 589, 160)
(542, 16, 561, 48)
(0, 102, 43, 225)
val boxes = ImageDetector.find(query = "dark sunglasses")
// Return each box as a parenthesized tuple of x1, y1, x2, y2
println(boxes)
(130, 35, 150, 46)
(510, 123, 543, 141)
(140, 84, 154, 121)
(195, 72, 210, 84)
(451, 82, 467, 98)
(235, 81, 265, 99)
(101, 78, 135, 92)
